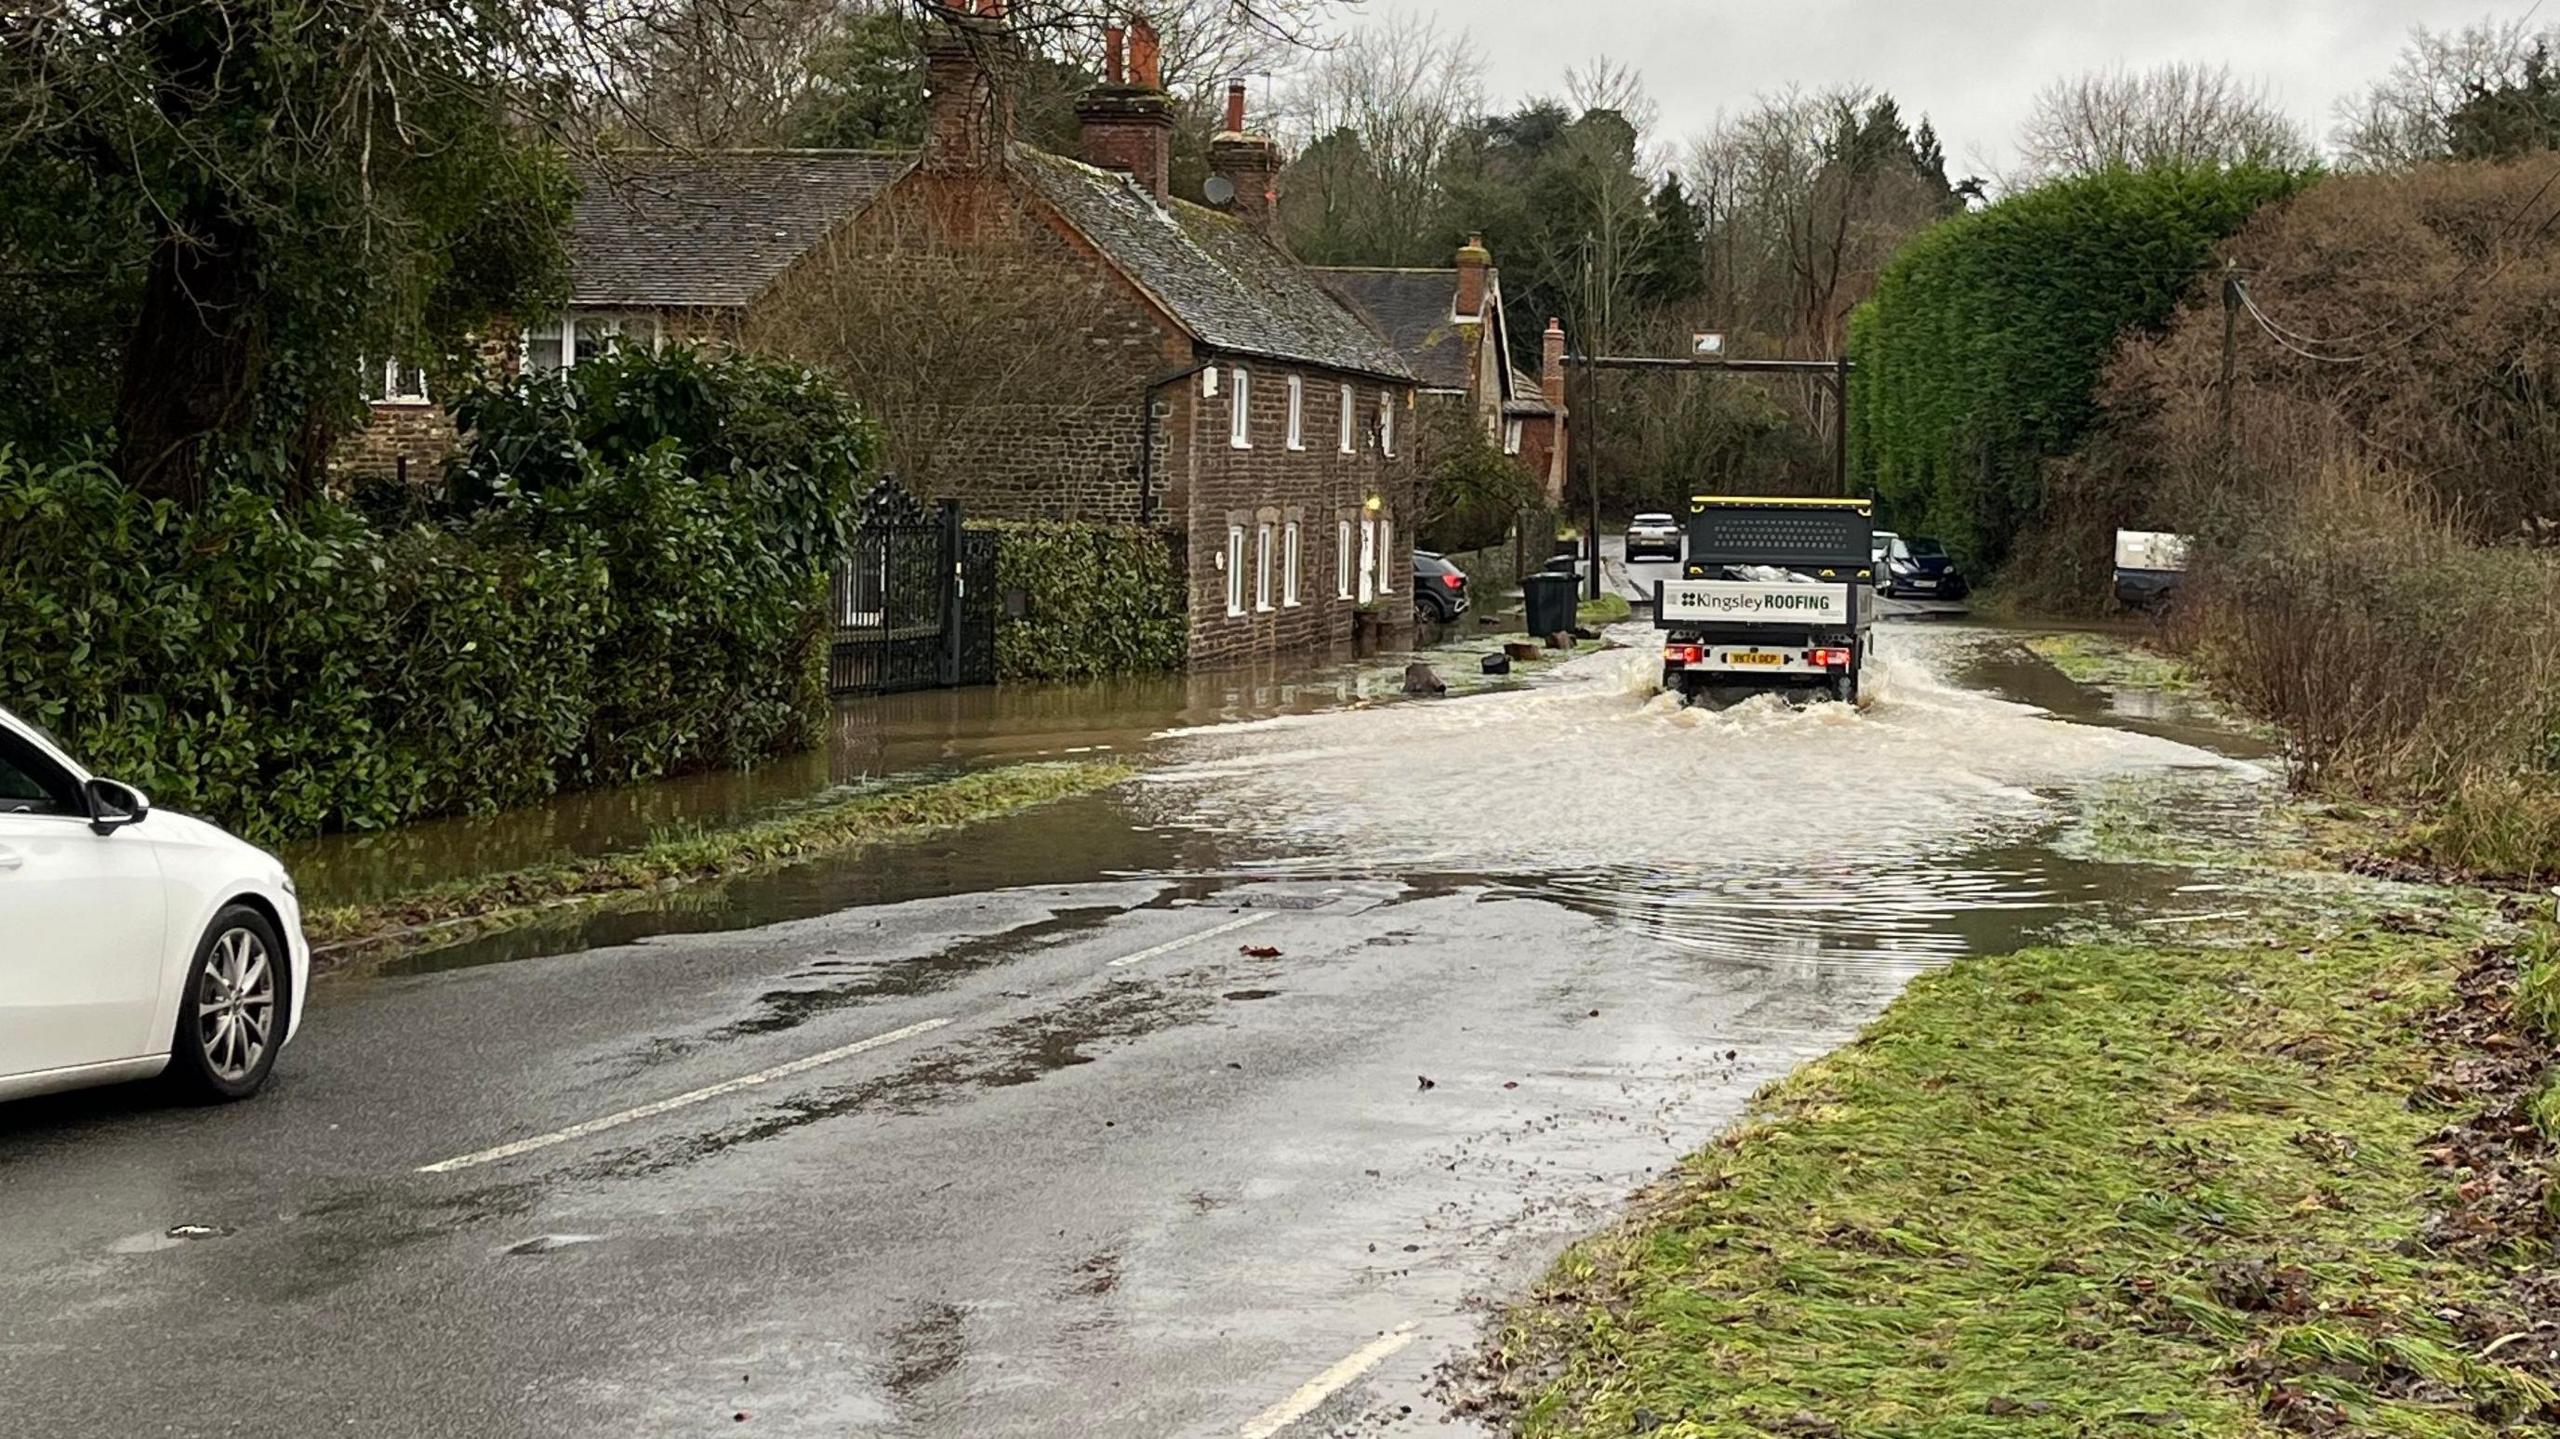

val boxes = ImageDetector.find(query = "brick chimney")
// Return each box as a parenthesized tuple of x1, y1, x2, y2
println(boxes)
(1454, 233, 1491, 319)
(921, 4, 1013, 175)
(1076, 15, 1174, 203)
(1207, 79, 1283, 233)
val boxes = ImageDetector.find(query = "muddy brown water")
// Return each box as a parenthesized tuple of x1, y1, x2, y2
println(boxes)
(283, 643, 1469, 908)
(335, 621, 2274, 985)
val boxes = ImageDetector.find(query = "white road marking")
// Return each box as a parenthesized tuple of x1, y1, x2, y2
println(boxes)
(416, 1017, 953, 1174)
(1106, 910, 1274, 968)
(1238, 1324, 1420, 1439)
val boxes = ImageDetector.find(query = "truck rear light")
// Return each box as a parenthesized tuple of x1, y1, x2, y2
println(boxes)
(1441, 573, 1464, 589)
(1807, 647, 1853, 668)
(1664, 644, 1704, 665)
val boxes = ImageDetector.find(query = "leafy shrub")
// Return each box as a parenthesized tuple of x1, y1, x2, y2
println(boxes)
(0, 349, 877, 843)
(0, 448, 608, 841)
(976, 521, 1186, 682)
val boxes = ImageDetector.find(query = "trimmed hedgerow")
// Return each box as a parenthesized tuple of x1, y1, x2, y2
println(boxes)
(1848, 165, 2304, 573)
(975, 520, 1187, 682)
(0, 349, 878, 844)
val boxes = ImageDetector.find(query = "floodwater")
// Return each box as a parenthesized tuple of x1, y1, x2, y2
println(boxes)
(283, 642, 1475, 908)
(1138, 624, 2268, 973)
(369, 620, 2271, 982)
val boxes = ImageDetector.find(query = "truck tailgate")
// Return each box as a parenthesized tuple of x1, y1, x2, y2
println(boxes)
(1656, 579, 1853, 627)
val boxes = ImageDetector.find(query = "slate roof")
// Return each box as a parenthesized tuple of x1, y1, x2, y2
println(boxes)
(1311, 269, 1473, 390)
(1017, 151, 1414, 382)
(569, 151, 910, 308)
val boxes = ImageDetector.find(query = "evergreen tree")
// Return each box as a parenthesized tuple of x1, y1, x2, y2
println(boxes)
(2449, 43, 2560, 158)
(1633, 174, 1706, 306)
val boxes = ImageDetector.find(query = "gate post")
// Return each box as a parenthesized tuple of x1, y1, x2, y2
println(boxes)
(939, 499, 964, 687)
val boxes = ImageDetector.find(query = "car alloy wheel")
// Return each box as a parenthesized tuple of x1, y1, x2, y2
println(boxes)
(196, 925, 277, 1084)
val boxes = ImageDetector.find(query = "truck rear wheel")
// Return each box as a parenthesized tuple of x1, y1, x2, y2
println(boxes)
(1835, 672, 1861, 707)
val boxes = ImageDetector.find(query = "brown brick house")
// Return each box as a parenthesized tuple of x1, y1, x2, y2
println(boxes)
(1315, 239, 1571, 507)
(348, 12, 1426, 667)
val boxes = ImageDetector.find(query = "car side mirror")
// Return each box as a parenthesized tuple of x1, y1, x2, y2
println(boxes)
(84, 777, 150, 836)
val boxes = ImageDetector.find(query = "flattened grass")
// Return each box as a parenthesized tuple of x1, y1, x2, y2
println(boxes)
(2025, 630, 2197, 693)
(1494, 908, 2555, 1438)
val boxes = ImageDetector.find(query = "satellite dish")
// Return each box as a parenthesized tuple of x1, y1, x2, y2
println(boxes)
(1204, 174, 1237, 206)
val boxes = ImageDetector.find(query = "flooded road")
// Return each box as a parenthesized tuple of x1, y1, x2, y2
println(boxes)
(0, 620, 2270, 1438)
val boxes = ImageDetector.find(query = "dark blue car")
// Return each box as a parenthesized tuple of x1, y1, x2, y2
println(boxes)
(1878, 535, 1969, 600)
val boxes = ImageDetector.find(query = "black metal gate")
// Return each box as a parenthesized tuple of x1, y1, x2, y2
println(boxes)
(828, 481, 998, 695)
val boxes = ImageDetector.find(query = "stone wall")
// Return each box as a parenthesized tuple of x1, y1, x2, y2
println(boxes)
(335, 401, 460, 490)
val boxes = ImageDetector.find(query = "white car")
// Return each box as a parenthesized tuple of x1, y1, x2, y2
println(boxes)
(1625, 512, 1682, 562)
(0, 705, 308, 1104)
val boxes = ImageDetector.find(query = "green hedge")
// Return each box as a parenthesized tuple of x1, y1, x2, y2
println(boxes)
(975, 521, 1186, 682)
(0, 349, 875, 844)
(1849, 166, 2303, 571)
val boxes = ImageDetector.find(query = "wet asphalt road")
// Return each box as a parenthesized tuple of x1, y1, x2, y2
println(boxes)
(0, 608, 2256, 1438)
(0, 878, 1874, 1438)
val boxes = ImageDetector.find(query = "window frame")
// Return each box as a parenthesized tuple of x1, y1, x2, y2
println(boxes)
(1254, 520, 1275, 612)
(1226, 524, 1248, 616)
(1377, 514, 1397, 592)
(524, 312, 664, 375)
(1229, 367, 1252, 449)
(1379, 389, 1396, 457)
(1504, 418, 1524, 455)
(364, 357, 431, 405)
(1336, 519, 1354, 599)
(1282, 519, 1301, 606)
(1338, 384, 1355, 453)
(1285, 374, 1305, 450)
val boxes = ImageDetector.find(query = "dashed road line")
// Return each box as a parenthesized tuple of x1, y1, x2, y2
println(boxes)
(1105, 910, 1274, 968)
(1237, 1323, 1420, 1439)
(416, 1017, 953, 1174)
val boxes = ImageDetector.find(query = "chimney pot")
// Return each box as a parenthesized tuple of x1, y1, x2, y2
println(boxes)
(1103, 25, 1124, 84)
(1129, 14, 1162, 90)
(1223, 79, 1247, 133)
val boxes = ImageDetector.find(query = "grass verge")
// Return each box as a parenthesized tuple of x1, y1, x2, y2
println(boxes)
(2026, 630, 2197, 692)
(1580, 592, 1634, 627)
(304, 760, 1132, 962)
(1477, 886, 2560, 1437)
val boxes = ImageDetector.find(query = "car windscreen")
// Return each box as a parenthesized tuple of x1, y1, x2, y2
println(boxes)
(1903, 537, 1948, 557)
(1412, 553, 1452, 573)
(1632, 514, 1675, 526)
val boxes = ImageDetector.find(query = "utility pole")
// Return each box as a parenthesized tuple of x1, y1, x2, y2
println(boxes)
(1586, 365, 1602, 601)
(2217, 264, 2240, 477)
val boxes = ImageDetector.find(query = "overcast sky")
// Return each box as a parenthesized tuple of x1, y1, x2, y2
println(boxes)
(1356, 0, 2532, 175)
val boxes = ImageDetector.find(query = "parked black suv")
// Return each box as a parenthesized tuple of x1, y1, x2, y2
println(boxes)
(1413, 551, 1471, 623)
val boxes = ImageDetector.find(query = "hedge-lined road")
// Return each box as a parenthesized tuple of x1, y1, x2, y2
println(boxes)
(0, 629, 2240, 1437)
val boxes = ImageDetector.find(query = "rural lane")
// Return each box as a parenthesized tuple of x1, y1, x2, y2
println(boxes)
(0, 626, 2255, 1437)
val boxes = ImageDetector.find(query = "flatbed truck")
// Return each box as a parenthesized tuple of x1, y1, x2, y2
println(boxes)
(1654, 497, 1875, 708)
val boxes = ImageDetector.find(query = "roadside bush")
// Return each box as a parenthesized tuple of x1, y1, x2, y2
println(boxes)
(2179, 460, 2560, 789)
(976, 521, 1186, 682)
(0, 349, 877, 843)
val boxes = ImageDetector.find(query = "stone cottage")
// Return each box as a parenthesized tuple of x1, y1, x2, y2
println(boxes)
(347, 10, 1431, 666)
(1314, 239, 1570, 507)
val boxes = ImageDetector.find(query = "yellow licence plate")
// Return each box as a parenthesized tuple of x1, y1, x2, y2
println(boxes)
(1726, 651, 1785, 667)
